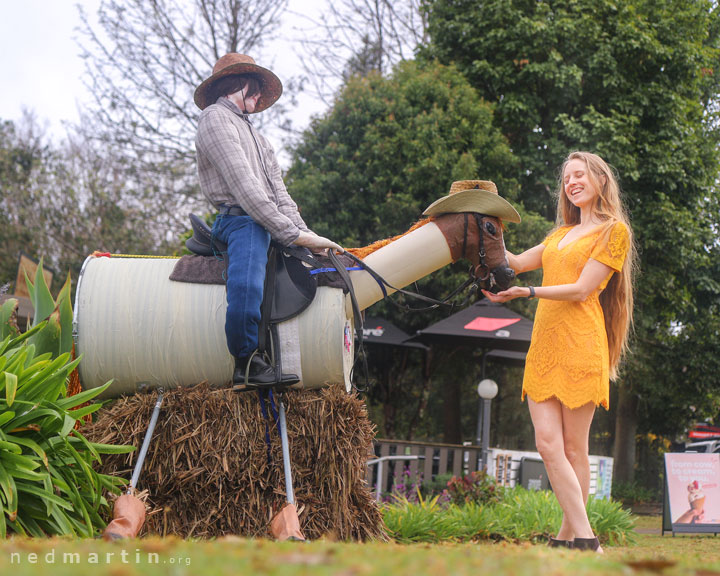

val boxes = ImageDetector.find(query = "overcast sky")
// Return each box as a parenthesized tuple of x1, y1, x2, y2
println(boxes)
(0, 0, 100, 136)
(0, 0, 331, 155)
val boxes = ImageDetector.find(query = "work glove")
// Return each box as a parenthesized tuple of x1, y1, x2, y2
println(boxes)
(293, 231, 344, 254)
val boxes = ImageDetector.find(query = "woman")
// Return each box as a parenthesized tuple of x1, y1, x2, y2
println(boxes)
(482, 151, 636, 552)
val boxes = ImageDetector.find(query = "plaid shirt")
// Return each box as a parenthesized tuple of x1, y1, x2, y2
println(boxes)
(195, 98, 308, 245)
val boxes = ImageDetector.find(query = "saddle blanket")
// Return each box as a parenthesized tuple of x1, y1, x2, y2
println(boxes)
(169, 253, 357, 291)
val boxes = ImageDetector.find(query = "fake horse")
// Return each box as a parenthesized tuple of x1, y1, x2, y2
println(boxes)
(86, 180, 520, 541)
(73, 181, 520, 398)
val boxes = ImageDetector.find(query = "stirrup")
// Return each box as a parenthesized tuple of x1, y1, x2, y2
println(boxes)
(232, 376, 299, 393)
(231, 350, 299, 392)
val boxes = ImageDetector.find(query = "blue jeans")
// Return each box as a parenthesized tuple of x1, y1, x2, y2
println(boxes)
(212, 214, 270, 358)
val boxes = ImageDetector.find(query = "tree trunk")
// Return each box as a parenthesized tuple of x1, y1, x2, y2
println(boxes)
(382, 371, 396, 438)
(612, 384, 639, 484)
(443, 377, 462, 444)
(407, 350, 432, 441)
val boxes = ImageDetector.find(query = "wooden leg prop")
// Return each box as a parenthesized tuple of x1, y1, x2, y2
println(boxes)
(270, 396, 305, 541)
(103, 493, 146, 541)
(103, 391, 163, 541)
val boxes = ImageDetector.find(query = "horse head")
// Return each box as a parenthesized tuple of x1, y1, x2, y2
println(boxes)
(424, 180, 520, 293)
(433, 212, 516, 292)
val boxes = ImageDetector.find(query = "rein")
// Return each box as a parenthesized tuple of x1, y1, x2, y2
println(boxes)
(287, 213, 497, 314)
(341, 250, 479, 313)
(472, 212, 492, 286)
(284, 213, 500, 391)
(342, 212, 496, 313)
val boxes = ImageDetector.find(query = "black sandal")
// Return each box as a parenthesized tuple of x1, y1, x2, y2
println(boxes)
(573, 537, 600, 551)
(548, 537, 573, 548)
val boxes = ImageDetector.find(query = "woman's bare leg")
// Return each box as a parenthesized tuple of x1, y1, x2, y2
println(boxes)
(562, 402, 594, 501)
(527, 397, 596, 541)
(555, 401, 596, 540)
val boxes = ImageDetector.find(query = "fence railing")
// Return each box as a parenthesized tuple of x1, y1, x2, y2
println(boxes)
(367, 438, 483, 497)
(366, 439, 614, 501)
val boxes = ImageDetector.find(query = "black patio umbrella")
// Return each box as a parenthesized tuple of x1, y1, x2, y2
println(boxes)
(410, 299, 533, 355)
(361, 316, 429, 351)
(409, 300, 534, 449)
(485, 349, 527, 367)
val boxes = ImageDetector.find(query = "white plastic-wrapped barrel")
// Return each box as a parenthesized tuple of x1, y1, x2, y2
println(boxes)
(73, 222, 452, 398)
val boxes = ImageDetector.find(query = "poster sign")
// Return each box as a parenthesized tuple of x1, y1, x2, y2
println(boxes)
(664, 453, 720, 534)
(595, 457, 613, 501)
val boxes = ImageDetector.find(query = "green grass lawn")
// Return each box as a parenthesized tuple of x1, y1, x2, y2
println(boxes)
(1, 516, 718, 576)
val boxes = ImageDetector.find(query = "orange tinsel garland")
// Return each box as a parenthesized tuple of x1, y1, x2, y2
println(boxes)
(346, 217, 432, 260)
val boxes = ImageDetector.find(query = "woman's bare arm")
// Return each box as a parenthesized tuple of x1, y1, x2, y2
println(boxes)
(507, 244, 545, 274)
(482, 258, 613, 303)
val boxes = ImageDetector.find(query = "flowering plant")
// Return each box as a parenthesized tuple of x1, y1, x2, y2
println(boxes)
(445, 470, 503, 506)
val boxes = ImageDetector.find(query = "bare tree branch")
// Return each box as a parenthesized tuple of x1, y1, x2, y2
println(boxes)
(291, 0, 427, 103)
(75, 0, 291, 238)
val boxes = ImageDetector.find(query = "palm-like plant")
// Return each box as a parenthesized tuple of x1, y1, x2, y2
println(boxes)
(0, 261, 132, 537)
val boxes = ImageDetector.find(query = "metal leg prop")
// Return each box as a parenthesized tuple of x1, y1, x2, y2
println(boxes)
(103, 391, 164, 541)
(279, 397, 295, 506)
(270, 394, 306, 541)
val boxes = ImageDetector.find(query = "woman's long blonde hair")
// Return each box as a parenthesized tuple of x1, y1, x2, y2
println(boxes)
(556, 151, 638, 380)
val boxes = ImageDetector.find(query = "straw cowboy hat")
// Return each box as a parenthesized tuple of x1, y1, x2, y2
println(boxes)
(194, 53, 283, 112)
(423, 180, 521, 223)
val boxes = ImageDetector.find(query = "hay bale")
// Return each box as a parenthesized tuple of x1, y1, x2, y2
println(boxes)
(85, 383, 387, 541)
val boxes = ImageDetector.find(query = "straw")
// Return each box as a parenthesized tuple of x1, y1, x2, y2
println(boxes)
(85, 383, 387, 541)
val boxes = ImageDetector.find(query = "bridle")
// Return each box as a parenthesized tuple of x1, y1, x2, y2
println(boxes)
(463, 212, 495, 289)
(287, 214, 508, 391)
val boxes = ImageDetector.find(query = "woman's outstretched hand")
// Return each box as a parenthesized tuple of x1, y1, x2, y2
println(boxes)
(481, 287, 530, 303)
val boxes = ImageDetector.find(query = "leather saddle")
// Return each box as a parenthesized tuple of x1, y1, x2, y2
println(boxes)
(185, 214, 317, 323)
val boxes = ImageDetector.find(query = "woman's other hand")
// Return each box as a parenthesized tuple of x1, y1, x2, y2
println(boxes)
(481, 286, 531, 303)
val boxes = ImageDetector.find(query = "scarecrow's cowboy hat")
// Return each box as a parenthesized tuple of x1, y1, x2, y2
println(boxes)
(423, 180, 521, 223)
(194, 53, 283, 112)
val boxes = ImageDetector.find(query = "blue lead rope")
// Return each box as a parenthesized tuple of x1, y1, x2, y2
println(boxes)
(309, 264, 386, 296)
(309, 266, 363, 275)
(257, 388, 279, 465)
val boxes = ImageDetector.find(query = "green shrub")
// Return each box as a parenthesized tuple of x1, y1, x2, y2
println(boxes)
(382, 491, 451, 543)
(381, 487, 637, 545)
(588, 495, 637, 546)
(421, 472, 453, 498)
(484, 487, 563, 542)
(0, 263, 133, 537)
(436, 502, 494, 542)
(446, 470, 503, 506)
(611, 481, 659, 504)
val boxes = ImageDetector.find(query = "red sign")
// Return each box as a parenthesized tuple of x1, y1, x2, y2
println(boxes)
(464, 317, 520, 332)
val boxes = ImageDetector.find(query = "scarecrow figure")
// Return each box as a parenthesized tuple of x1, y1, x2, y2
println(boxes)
(194, 53, 342, 387)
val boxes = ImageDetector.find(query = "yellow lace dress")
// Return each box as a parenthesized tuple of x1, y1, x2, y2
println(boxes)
(522, 221, 629, 410)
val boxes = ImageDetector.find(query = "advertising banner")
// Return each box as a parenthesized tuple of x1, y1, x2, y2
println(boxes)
(663, 453, 720, 534)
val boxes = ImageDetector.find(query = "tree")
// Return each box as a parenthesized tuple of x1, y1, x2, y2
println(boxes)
(0, 115, 173, 291)
(295, 0, 429, 103)
(424, 0, 720, 481)
(286, 59, 525, 440)
(287, 60, 519, 247)
(76, 0, 293, 238)
(0, 117, 47, 286)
